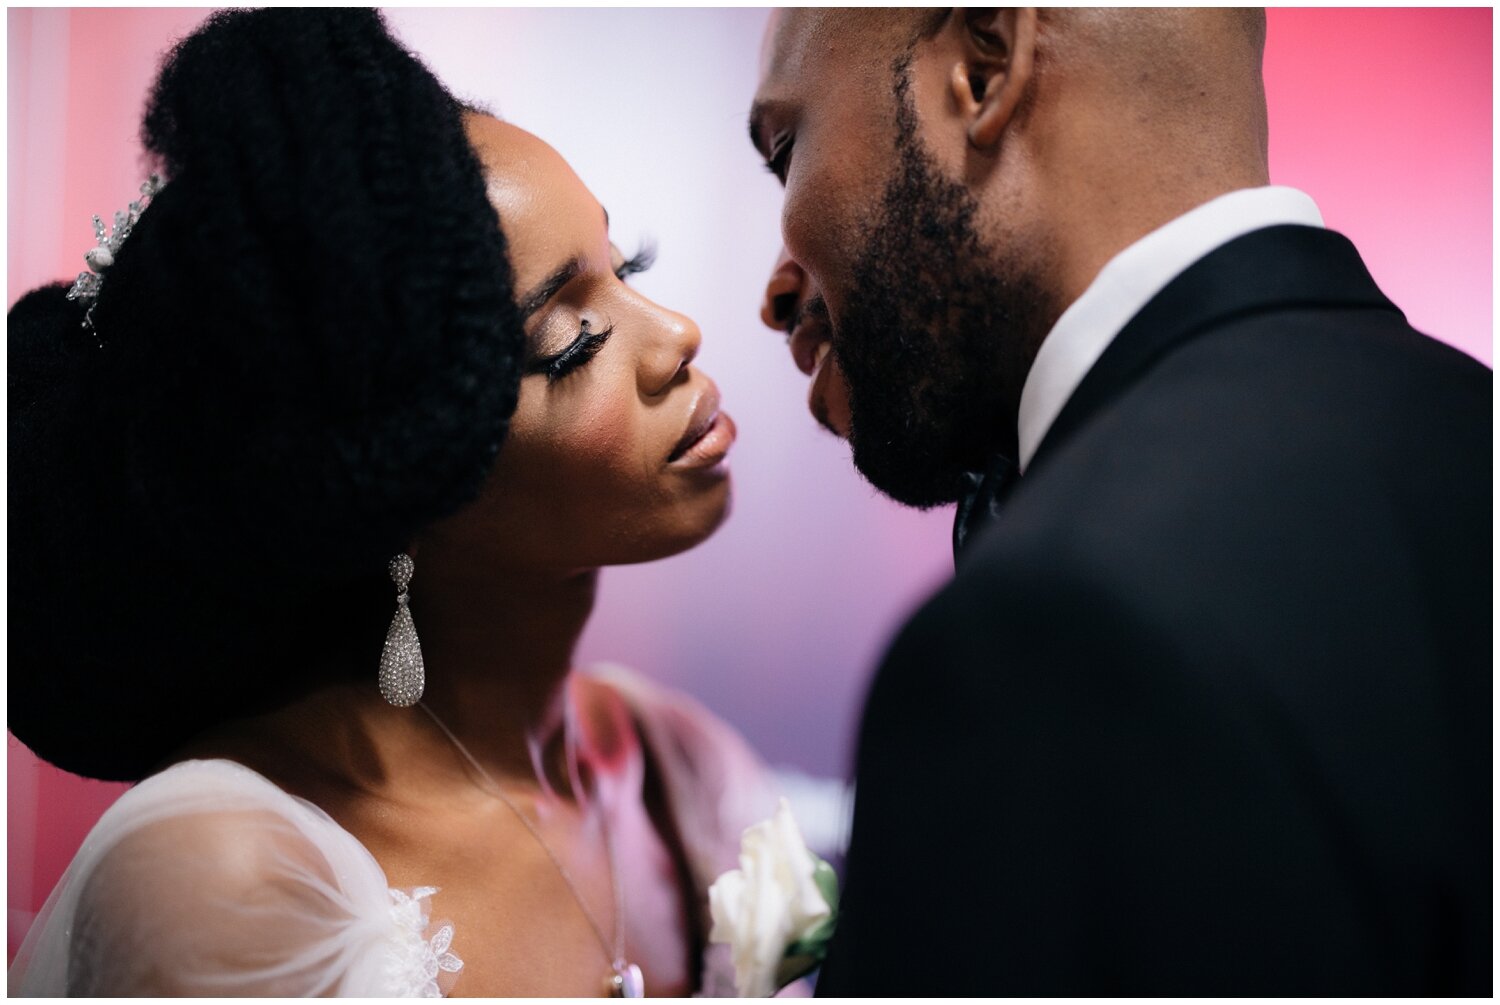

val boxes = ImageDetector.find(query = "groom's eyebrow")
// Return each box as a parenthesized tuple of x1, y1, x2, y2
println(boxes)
(519, 258, 583, 320)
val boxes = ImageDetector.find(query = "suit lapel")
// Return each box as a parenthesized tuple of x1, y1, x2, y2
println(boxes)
(1025, 225, 1401, 480)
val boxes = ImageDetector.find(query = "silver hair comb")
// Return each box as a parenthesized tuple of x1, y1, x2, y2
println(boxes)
(66, 174, 164, 339)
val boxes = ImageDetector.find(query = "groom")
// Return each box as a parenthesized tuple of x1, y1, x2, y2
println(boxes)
(751, 9, 1489, 994)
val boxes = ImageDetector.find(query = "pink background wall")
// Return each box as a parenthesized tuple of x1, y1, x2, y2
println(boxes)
(8, 8, 1491, 960)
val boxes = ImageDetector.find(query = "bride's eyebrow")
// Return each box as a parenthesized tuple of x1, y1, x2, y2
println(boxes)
(519, 257, 582, 320)
(518, 208, 611, 320)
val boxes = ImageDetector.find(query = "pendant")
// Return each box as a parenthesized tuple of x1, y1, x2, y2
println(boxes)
(605, 962, 644, 998)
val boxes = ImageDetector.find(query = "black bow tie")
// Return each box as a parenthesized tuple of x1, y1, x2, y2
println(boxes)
(952, 453, 1017, 562)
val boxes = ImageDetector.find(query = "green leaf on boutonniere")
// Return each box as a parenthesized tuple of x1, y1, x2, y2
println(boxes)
(780, 856, 839, 977)
(776, 950, 821, 990)
(812, 858, 839, 912)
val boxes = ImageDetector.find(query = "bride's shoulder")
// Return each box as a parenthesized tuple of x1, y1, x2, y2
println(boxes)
(18, 759, 439, 996)
(87, 758, 378, 883)
(108, 756, 317, 816)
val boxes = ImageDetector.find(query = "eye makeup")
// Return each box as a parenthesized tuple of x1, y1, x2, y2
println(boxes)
(527, 320, 614, 384)
(522, 241, 655, 384)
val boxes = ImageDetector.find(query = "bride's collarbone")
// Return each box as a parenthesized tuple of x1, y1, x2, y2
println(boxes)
(172, 724, 697, 993)
(355, 792, 696, 997)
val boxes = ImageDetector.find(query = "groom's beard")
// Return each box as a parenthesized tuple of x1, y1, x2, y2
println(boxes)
(832, 67, 1056, 510)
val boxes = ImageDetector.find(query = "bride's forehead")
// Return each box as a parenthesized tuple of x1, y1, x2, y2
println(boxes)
(467, 117, 570, 189)
(465, 115, 599, 224)
(466, 115, 546, 161)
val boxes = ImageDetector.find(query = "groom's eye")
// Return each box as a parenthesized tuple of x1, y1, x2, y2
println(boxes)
(764, 136, 794, 184)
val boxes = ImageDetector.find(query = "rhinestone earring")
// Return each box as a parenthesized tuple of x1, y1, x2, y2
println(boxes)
(378, 553, 425, 707)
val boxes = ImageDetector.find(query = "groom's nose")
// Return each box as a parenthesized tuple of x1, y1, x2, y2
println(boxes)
(761, 248, 805, 332)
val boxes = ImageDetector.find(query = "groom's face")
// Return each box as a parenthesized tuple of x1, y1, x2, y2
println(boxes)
(751, 11, 1056, 508)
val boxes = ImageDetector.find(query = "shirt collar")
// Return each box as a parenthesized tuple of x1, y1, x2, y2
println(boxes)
(1015, 186, 1325, 473)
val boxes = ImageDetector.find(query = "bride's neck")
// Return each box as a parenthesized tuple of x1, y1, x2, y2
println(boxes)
(209, 566, 602, 803)
(413, 563, 600, 772)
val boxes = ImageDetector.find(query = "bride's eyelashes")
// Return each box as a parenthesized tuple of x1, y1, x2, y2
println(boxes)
(528, 320, 614, 383)
(615, 242, 657, 280)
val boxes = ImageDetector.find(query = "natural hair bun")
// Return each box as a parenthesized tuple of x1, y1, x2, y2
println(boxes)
(99, 7, 523, 576)
(9, 8, 523, 780)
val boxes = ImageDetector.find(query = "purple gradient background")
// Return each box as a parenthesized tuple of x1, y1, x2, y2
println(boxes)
(8, 8, 1491, 955)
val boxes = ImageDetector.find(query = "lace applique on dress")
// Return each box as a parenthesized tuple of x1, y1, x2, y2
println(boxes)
(384, 886, 464, 997)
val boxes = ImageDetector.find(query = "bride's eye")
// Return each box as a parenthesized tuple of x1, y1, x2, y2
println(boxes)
(527, 320, 613, 383)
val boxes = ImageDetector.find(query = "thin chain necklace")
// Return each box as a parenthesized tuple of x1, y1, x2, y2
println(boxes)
(418, 701, 645, 997)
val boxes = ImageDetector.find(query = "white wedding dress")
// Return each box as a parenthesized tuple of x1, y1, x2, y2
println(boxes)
(9, 666, 782, 996)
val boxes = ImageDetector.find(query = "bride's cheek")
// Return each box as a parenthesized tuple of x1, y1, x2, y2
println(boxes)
(551, 391, 635, 477)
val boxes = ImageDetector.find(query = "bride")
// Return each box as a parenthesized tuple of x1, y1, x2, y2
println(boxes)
(10, 9, 779, 997)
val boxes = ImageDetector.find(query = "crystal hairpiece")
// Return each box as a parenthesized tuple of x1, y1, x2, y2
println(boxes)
(65, 174, 164, 339)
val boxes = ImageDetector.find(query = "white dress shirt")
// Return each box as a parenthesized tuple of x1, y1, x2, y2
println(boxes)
(1015, 186, 1325, 473)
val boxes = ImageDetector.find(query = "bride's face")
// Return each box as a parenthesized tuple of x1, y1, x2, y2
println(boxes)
(423, 115, 734, 572)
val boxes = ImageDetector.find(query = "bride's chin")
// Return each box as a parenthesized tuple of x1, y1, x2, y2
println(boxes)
(638, 478, 733, 565)
(697, 479, 734, 541)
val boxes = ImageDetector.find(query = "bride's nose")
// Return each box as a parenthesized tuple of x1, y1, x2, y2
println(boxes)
(643, 304, 702, 395)
(761, 248, 804, 332)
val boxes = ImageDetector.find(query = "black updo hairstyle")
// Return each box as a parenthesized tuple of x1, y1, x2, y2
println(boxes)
(9, 9, 524, 781)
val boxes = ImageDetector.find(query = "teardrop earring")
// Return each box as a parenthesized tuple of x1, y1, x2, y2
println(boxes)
(378, 553, 425, 707)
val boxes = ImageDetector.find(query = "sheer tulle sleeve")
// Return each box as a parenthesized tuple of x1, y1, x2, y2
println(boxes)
(10, 759, 461, 997)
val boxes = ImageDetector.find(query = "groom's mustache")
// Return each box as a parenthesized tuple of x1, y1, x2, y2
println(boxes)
(786, 293, 844, 437)
(784, 291, 830, 340)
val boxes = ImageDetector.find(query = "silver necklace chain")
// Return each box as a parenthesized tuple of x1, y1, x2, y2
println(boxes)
(418, 701, 628, 973)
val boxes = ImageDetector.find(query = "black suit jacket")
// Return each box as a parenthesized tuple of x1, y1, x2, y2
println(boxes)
(816, 227, 1491, 995)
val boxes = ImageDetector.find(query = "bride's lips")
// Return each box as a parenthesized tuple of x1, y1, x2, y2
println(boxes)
(668, 387, 736, 467)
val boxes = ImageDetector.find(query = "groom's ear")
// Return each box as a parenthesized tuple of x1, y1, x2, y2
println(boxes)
(946, 8, 1037, 153)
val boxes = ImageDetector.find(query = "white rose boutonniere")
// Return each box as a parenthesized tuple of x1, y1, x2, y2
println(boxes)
(708, 798, 840, 997)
